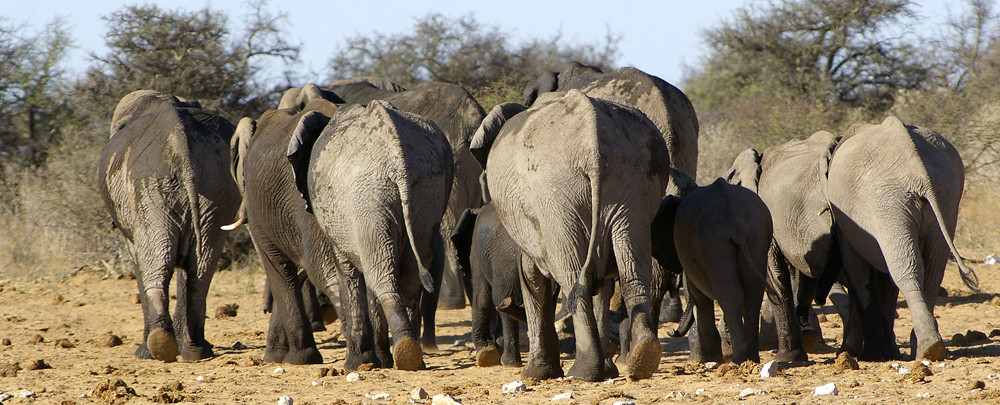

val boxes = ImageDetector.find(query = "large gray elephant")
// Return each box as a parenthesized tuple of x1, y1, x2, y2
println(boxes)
(470, 90, 669, 382)
(523, 61, 699, 181)
(828, 116, 979, 361)
(288, 100, 454, 371)
(452, 204, 524, 367)
(99, 90, 240, 362)
(227, 99, 345, 365)
(651, 178, 774, 364)
(277, 83, 344, 110)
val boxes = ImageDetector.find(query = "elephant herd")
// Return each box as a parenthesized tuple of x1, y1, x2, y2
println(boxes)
(98, 61, 979, 382)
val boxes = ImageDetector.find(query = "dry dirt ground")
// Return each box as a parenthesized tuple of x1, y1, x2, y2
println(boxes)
(2, 262, 1000, 404)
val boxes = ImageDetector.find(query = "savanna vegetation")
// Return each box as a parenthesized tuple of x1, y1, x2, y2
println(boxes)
(1, 0, 998, 280)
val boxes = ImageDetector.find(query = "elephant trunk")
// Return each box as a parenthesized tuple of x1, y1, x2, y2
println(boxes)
(667, 282, 694, 338)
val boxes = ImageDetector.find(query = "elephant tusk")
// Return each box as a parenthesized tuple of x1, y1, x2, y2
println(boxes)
(221, 217, 245, 230)
(817, 206, 830, 216)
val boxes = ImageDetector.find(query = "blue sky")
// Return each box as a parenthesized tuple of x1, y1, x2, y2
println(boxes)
(8, 0, 958, 88)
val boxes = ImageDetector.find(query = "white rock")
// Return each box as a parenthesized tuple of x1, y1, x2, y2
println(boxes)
(556, 376, 574, 382)
(916, 392, 933, 398)
(602, 378, 616, 385)
(665, 391, 690, 398)
(694, 388, 709, 395)
(738, 387, 766, 398)
(16, 390, 34, 398)
(938, 362, 948, 368)
(612, 402, 636, 405)
(921, 360, 931, 366)
(729, 384, 741, 389)
(273, 367, 286, 374)
(365, 392, 390, 400)
(987, 373, 1000, 381)
(196, 375, 206, 382)
(760, 360, 778, 378)
(898, 367, 911, 375)
(277, 395, 293, 405)
(450, 339, 467, 348)
(411, 387, 429, 400)
(704, 361, 718, 369)
(502, 381, 528, 394)
(0, 393, 11, 401)
(346, 372, 364, 382)
(551, 392, 574, 400)
(985, 253, 998, 265)
(431, 393, 462, 405)
(814, 382, 839, 396)
(311, 380, 326, 387)
(890, 362, 901, 369)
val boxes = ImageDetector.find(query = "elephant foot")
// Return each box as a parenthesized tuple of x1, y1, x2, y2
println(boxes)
(567, 356, 615, 382)
(134, 343, 153, 360)
(321, 305, 338, 325)
(773, 348, 808, 362)
(802, 329, 823, 353)
(147, 328, 179, 362)
(421, 334, 439, 352)
(344, 350, 380, 371)
(918, 340, 946, 362)
(476, 346, 501, 367)
(660, 296, 682, 323)
(522, 359, 564, 380)
(392, 336, 423, 371)
(501, 350, 523, 367)
(181, 343, 215, 362)
(263, 347, 288, 363)
(310, 321, 327, 332)
(283, 347, 323, 364)
(626, 337, 661, 380)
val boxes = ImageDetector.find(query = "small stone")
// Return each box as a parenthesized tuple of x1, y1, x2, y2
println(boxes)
(28, 335, 44, 344)
(986, 373, 999, 381)
(694, 388, 709, 395)
(54, 338, 75, 348)
(612, 402, 636, 405)
(814, 382, 838, 396)
(129, 294, 141, 305)
(664, 391, 690, 398)
(232, 341, 247, 350)
(817, 314, 828, 323)
(945, 302, 954, 309)
(346, 372, 363, 382)
(952, 333, 967, 347)
(964, 380, 985, 391)
(0, 393, 10, 401)
(431, 393, 462, 405)
(52, 294, 65, 305)
(365, 392, 390, 400)
(916, 392, 932, 398)
(502, 381, 527, 394)
(450, 339, 467, 348)
(15, 390, 34, 398)
(738, 387, 766, 398)
(165, 381, 183, 391)
(704, 361, 718, 369)
(24, 359, 51, 370)
(0, 362, 20, 377)
(244, 356, 263, 366)
(1, 338, 10, 346)
(96, 333, 123, 348)
(991, 296, 1000, 306)
(760, 360, 778, 378)
(411, 387, 429, 400)
(215, 304, 239, 319)
(273, 367, 285, 374)
(898, 367, 911, 375)
(277, 395, 293, 405)
(551, 392, 573, 400)
(835, 352, 859, 372)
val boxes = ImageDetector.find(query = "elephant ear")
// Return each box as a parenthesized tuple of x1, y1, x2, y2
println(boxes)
(470, 102, 528, 169)
(221, 117, 256, 230)
(666, 168, 697, 198)
(650, 195, 683, 274)
(523, 71, 558, 106)
(725, 148, 762, 192)
(450, 208, 480, 282)
(286, 111, 332, 212)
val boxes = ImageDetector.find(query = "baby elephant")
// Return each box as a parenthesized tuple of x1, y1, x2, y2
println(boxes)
(452, 204, 524, 367)
(653, 178, 773, 364)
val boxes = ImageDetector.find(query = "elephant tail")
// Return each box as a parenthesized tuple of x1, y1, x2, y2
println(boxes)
(170, 123, 205, 266)
(667, 275, 694, 337)
(926, 191, 979, 292)
(576, 159, 605, 300)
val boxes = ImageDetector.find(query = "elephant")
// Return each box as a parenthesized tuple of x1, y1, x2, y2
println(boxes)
(522, 61, 699, 181)
(277, 83, 344, 110)
(651, 178, 776, 364)
(288, 100, 454, 371)
(724, 132, 843, 353)
(226, 99, 345, 365)
(827, 116, 979, 361)
(98, 90, 240, 362)
(452, 204, 524, 367)
(470, 90, 669, 381)
(331, 80, 488, 346)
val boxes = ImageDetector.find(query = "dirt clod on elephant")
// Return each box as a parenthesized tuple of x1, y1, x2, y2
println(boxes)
(214, 304, 238, 318)
(95, 333, 123, 348)
(900, 362, 932, 384)
(834, 352, 860, 372)
(92, 378, 138, 405)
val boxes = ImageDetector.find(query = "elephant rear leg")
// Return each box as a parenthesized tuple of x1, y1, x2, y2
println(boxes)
(610, 223, 661, 380)
(132, 232, 180, 362)
(740, 283, 765, 364)
(520, 256, 563, 380)
(686, 283, 723, 364)
(472, 267, 501, 366)
(258, 248, 321, 364)
(419, 235, 446, 352)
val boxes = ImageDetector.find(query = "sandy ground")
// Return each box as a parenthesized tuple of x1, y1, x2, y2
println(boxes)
(2, 261, 1000, 405)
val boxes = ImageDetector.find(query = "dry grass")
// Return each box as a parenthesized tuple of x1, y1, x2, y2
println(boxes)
(956, 186, 1000, 261)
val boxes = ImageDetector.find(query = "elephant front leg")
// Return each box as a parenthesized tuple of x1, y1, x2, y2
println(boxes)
(519, 255, 563, 380)
(259, 252, 322, 364)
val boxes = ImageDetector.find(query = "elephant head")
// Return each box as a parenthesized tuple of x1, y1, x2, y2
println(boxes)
(523, 70, 558, 106)
(278, 83, 344, 111)
(724, 148, 762, 192)
(470, 102, 528, 169)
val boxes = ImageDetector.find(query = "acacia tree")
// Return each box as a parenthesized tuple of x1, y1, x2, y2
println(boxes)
(327, 13, 620, 89)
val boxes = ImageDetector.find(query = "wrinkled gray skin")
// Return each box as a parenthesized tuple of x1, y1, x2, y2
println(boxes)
(289, 101, 454, 371)
(471, 91, 669, 382)
(828, 116, 978, 361)
(277, 83, 345, 110)
(651, 178, 775, 364)
(333, 80, 488, 347)
(99, 90, 239, 362)
(452, 204, 523, 367)
(227, 99, 345, 365)
(523, 61, 699, 181)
